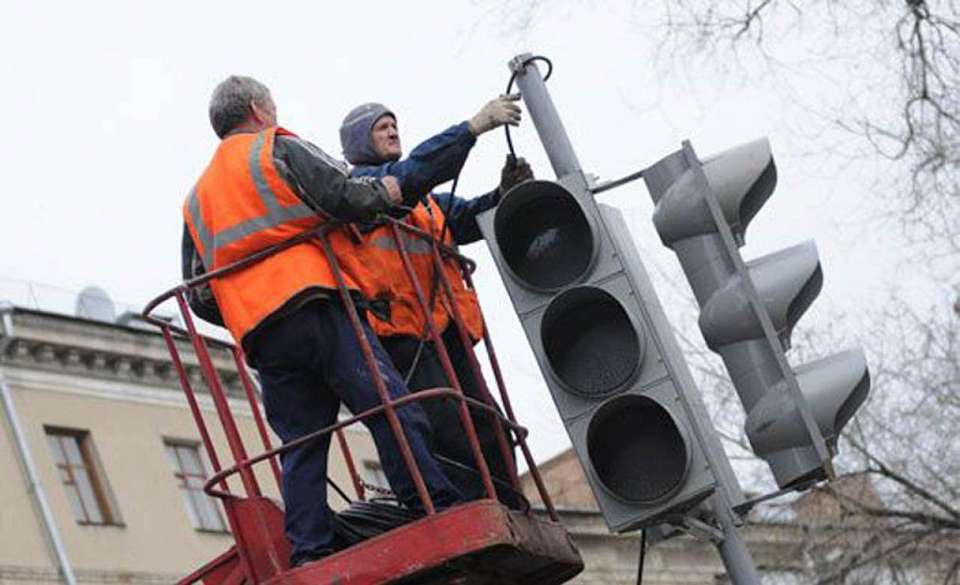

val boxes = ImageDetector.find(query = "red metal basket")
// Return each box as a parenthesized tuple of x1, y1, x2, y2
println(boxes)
(143, 217, 582, 584)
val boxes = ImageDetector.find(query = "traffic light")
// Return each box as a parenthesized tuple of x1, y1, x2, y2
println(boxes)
(477, 171, 743, 531)
(643, 139, 871, 490)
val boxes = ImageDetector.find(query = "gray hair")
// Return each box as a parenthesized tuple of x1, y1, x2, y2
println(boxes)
(208, 75, 272, 138)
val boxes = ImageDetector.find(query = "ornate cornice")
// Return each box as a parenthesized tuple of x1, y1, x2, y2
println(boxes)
(0, 309, 243, 397)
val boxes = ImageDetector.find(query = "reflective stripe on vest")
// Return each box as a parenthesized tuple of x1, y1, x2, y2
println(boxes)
(188, 131, 315, 269)
(361, 195, 483, 341)
(370, 231, 435, 256)
(187, 186, 215, 268)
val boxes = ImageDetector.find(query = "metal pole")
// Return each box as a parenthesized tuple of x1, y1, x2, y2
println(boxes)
(714, 498, 762, 584)
(0, 303, 78, 585)
(509, 53, 582, 179)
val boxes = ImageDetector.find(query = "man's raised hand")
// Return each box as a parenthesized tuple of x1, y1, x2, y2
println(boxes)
(469, 94, 522, 136)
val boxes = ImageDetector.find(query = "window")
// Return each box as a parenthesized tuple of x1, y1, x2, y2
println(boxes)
(164, 441, 227, 532)
(45, 428, 120, 525)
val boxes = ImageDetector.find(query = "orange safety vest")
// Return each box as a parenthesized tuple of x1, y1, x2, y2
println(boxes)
(362, 196, 484, 342)
(183, 127, 385, 345)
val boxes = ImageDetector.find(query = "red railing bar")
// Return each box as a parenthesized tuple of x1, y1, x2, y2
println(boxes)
(218, 496, 259, 585)
(390, 222, 498, 501)
(161, 325, 229, 491)
(140, 221, 471, 334)
(462, 268, 559, 521)
(390, 219, 478, 274)
(203, 388, 521, 500)
(146, 213, 560, 530)
(162, 329, 257, 584)
(336, 429, 366, 501)
(175, 292, 261, 499)
(140, 223, 470, 352)
(314, 233, 436, 515)
(231, 347, 283, 492)
(174, 545, 242, 585)
(173, 295, 282, 579)
(428, 241, 521, 494)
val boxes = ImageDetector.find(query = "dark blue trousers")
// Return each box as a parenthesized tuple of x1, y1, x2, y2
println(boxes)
(382, 326, 520, 508)
(248, 299, 460, 565)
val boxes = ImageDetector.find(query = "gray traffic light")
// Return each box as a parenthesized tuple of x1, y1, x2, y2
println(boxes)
(493, 52, 769, 584)
(644, 139, 870, 489)
(478, 172, 744, 531)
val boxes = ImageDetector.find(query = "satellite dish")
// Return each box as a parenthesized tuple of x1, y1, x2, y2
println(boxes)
(76, 286, 116, 322)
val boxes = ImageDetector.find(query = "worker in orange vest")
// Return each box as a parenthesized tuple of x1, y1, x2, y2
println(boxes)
(182, 76, 460, 567)
(339, 99, 533, 508)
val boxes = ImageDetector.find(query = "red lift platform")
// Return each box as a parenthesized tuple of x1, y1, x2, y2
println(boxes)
(143, 217, 584, 585)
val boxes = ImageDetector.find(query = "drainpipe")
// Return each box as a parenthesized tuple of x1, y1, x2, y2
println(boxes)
(0, 302, 78, 585)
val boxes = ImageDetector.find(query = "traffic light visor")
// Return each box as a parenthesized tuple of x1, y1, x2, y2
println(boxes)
(587, 394, 690, 504)
(494, 180, 596, 291)
(541, 286, 642, 398)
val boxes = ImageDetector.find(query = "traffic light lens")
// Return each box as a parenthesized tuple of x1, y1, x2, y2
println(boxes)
(495, 180, 594, 290)
(542, 286, 641, 398)
(587, 395, 688, 503)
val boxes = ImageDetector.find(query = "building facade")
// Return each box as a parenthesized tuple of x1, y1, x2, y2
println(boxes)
(0, 304, 378, 584)
(3, 298, 956, 585)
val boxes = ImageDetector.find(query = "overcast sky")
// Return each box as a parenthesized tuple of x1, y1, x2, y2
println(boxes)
(1, 1, 946, 470)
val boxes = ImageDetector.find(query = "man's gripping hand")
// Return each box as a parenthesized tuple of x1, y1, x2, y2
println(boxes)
(379, 175, 414, 219)
(499, 154, 534, 195)
(381, 175, 402, 204)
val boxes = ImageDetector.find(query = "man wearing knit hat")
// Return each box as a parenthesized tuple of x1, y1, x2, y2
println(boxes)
(338, 95, 532, 508)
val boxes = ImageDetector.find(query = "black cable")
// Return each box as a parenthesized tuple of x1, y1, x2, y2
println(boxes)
(402, 336, 428, 386)
(401, 56, 556, 457)
(334, 499, 419, 548)
(402, 55, 559, 468)
(409, 54, 556, 372)
(326, 476, 354, 506)
(636, 529, 647, 585)
(434, 454, 531, 514)
(401, 172, 460, 384)
(332, 454, 532, 550)
(437, 173, 460, 255)
(429, 172, 460, 326)
(419, 54, 555, 350)
(324, 56, 564, 562)
(504, 55, 553, 158)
